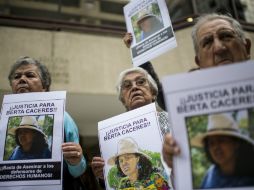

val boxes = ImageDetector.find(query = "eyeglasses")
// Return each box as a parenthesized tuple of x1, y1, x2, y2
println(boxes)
(121, 77, 148, 90)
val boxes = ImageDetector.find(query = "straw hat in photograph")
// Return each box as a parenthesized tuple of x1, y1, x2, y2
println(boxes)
(8, 115, 46, 137)
(107, 137, 151, 165)
(191, 113, 254, 147)
(136, 10, 156, 26)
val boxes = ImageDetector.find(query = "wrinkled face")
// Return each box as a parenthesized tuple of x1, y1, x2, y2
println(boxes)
(17, 128, 35, 151)
(195, 19, 251, 68)
(10, 64, 45, 94)
(207, 135, 239, 167)
(118, 153, 139, 177)
(120, 72, 155, 110)
(139, 17, 153, 32)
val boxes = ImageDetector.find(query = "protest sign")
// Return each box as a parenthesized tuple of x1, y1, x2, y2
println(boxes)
(98, 103, 171, 190)
(0, 91, 66, 190)
(162, 60, 254, 190)
(124, 0, 177, 66)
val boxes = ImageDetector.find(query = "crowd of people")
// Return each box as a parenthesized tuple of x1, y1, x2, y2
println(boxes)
(1, 11, 253, 190)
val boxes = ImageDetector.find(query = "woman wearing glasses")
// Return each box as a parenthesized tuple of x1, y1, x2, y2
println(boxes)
(91, 67, 172, 188)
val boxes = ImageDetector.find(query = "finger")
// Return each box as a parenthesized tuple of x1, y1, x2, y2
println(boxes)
(63, 150, 81, 159)
(62, 144, 82, 153)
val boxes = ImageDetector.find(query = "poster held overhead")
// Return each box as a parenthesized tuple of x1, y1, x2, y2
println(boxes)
(124, 0, 177, 66)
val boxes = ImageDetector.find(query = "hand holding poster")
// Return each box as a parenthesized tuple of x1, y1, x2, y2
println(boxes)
(124, 0, 177, 66)
(0, 91, 66, 190)
(162, 60, 254, 190)
(98, 103, 172, 190)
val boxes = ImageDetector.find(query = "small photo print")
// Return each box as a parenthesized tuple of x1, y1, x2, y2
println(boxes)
(106, 137, 170, 190)
(131, 1, 164, 43)
(186, 109, 254, 189)
(4, 115, 54, 160)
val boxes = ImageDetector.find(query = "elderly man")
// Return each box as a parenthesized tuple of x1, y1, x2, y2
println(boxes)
(162, 13, 252, 172)
(91, 67, 171, 187)
(7, 56, 86, 190)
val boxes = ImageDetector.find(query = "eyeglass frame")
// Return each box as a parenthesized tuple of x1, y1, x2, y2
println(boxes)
(120, 76, 149, 91)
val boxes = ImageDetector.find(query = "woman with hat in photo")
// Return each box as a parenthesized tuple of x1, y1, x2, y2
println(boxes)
(107, 137, 170, 190)
(191, 113, 254, 188)
(135, 9, 164, 42)
(8, 115, 51, 160)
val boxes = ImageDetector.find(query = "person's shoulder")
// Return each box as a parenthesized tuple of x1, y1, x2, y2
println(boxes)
(64, 111, 77, 126)
(63, 111, 79, 141)
(9, 146, 21, 160)
(203, 164, 218, 182)
(158, 110, 168, 116)
(157, 110, 170, 123)
(203, 164, 217, 177)
(12, 146, 21, 153)
(43, 147, 51, 158)
(64, 111, 72, 120)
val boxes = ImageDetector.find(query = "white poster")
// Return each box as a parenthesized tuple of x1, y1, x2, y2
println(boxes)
(0, 91, 66, 190)
(162, 60, 254, 190)
(124, 0, 177, 66)
(98, 103, 171, 190)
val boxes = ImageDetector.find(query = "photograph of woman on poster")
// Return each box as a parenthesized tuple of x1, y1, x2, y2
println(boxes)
(190, 112, 254, 188)
(6, 115, 52, 160)
(107, 137, 170, 190)
(132, 3, 164, 43)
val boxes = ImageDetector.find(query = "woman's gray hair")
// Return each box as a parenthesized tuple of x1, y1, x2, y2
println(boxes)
(116, 67, 158, 102)
(8, 56, 51, 91)
(191, 13, 247, 55)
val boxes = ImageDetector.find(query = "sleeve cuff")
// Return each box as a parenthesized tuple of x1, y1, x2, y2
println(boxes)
(67, 156, 87, 178)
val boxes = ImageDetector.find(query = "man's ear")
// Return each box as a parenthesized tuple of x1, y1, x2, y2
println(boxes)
(245, 38, 252, 59)
(152, 95, 157, 102)
(195, 55, 200, 67)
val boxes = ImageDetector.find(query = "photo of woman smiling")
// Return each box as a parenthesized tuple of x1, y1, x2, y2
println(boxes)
(107, 137, 170, 190)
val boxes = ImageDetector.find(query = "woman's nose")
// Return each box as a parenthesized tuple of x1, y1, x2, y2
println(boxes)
(17, 75, 28, 84)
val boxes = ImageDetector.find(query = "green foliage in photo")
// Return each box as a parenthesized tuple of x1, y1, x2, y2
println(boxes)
(107, 150, 164, 189)
(3, 115, 54, 160)
(186, 115, 211, 188)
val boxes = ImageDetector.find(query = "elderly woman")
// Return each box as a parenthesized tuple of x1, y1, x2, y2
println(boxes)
(191, 113, 254, 188)
(8, 56, 86, 190)
(116, 67, 170, 136)
(108, 137, 170, 190)
(8, 116, 51, 160)
(91, 67, 171, 186)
